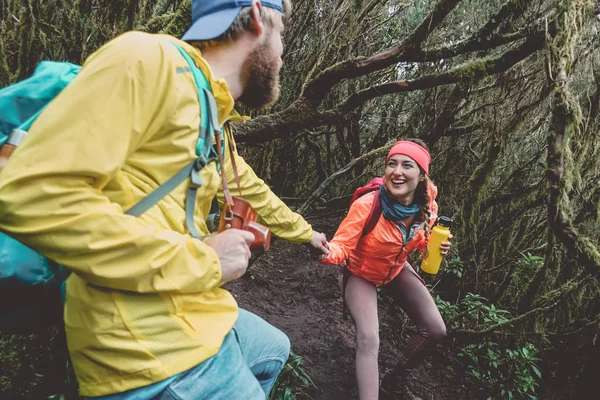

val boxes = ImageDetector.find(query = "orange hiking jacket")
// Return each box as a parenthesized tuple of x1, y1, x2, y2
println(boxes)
(320, 185, 438, 286)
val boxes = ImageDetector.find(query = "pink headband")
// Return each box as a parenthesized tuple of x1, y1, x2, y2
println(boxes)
(386, 141, 431, 175)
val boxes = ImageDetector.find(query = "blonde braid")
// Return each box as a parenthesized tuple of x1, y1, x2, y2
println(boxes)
(404, 137, 432, 239)
(420, 175, 433, 240)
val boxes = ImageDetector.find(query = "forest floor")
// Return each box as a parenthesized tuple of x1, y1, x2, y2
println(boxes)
(1, 214, 563, 400)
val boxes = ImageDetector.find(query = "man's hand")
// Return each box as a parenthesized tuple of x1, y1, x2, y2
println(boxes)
(203, 229, 255, 283)
(440, 234, 453, 255)
(307, 231, 330, 259)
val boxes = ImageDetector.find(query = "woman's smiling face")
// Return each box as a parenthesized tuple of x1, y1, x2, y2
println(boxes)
(384, 154, 423, 205)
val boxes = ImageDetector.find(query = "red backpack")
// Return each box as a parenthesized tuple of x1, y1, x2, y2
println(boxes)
(350, 177, 384, 236)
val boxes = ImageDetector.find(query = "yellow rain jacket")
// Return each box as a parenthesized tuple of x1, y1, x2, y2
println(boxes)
(0, 32, 313, 396)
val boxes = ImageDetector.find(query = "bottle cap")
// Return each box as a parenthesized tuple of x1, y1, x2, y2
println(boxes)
(437, 216, 454, 228)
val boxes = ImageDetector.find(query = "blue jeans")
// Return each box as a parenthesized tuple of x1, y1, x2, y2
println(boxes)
(89, 309, 290, 400)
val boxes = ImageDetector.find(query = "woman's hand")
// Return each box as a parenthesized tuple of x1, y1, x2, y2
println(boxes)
(440, 234, 453, 255)
(307, 231, 330, 259)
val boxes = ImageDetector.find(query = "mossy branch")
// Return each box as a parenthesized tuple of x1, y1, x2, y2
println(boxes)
(338, 34, 543, 113)
(546, 0, 600, 281)
(235, 33, 544, 144)
(301, 0, 462, 105)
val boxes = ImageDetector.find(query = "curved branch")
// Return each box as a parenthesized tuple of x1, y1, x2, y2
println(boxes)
(476, 0, 530, 39)
(335, 33, 544, 114)
(297, 140, 395, 215)
(418, 29, 530, 62)
(302, 0, 463, 105)
(402, 0, 464, 48)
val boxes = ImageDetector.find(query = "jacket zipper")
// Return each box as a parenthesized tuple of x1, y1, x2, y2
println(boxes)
(383, 219, 408, 285)
(382, 242, 406, 285)
(382, 219, 417, 285)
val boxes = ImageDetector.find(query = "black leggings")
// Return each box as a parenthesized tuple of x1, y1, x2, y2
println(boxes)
(383, 263, 447, 373)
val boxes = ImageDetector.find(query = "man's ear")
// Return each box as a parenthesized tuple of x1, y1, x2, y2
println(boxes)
(249, 0, 264, 36)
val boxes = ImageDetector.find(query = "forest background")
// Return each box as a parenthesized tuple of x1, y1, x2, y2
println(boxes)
(0, 0, 599, 399)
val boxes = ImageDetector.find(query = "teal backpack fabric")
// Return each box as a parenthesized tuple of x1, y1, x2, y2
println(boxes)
(0, 43, 221, 333)
(0, 61, 81, 143)
(0, 61, 82, 306)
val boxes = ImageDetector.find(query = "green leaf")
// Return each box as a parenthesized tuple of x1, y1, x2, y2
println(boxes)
(284, 386, 294, 400)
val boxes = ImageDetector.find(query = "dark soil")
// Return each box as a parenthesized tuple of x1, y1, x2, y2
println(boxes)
(0, 214, 478, 400)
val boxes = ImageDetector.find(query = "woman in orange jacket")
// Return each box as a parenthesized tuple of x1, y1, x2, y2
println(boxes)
(319, 139, 451, 400)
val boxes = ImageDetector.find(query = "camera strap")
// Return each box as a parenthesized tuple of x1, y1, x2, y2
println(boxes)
(204, 87, 246, 227)
(215, 131, 234, 208)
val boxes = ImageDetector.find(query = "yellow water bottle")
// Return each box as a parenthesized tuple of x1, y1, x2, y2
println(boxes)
(421, 216, 454, 275)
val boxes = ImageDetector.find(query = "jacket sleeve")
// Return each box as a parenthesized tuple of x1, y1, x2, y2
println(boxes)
(217, 131, 313, 244)
(319, 197, 372, 265)
(0, 33, 222, 294)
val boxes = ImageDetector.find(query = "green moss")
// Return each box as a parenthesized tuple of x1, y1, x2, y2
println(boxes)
(140, 13, 176, 33)
(0, 38, 11, 86)
(451, 58, 489, 80)
(163, 0, 191, 37)
(140, 0, 190, 36)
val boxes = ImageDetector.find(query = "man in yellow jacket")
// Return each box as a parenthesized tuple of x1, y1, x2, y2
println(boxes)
(0, 0, 329, 398)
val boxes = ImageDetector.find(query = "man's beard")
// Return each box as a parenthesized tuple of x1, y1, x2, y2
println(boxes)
(238, 41, 281, 109)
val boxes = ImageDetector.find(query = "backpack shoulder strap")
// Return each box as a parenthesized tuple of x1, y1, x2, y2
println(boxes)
(171, 43, 217, 158)
(124, 158, 199, 217)
(125, 43, 218, 239)
(362, 189, 381, 236)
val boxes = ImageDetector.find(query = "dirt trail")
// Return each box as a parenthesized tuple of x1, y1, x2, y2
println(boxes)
(226, 215, 473, 400)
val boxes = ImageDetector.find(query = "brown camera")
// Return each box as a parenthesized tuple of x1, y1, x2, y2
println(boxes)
(218, 196, 271, 253)
(213, 131, 271, 253)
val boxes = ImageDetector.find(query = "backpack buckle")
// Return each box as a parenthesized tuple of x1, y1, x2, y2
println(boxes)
(7, 129, 27, 146)
(189, 156, 209, 188)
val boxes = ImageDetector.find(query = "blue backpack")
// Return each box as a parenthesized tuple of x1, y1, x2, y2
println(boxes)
(0, 43, 222, 333)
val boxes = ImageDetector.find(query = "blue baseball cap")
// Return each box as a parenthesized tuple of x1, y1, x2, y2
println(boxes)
(181, 0, 284, 41)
